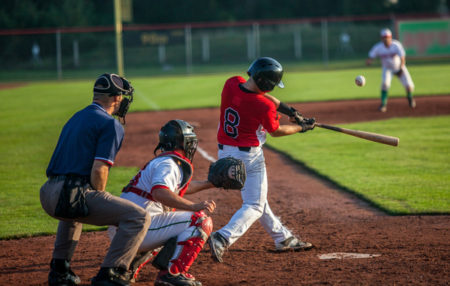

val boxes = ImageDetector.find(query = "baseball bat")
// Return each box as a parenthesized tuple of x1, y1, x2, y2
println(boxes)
(315, 123, 399, 147)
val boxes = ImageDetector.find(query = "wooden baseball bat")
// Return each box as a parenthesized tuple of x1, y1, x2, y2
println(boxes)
(315, 123, 399, 147)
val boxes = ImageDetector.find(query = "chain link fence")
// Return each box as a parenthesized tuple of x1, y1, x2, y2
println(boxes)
(2, 15, 444, 81)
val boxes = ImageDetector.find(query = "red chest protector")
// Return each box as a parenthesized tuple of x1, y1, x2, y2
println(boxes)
(122, 151, 194, 200)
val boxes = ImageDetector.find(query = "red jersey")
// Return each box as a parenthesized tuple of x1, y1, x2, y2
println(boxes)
(217, 76, 280, 147)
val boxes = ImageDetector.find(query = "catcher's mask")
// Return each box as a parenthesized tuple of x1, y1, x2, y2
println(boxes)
(154, 119, 198, 161)
(247, 57, 284, 92)
(93, 73, 134, 123)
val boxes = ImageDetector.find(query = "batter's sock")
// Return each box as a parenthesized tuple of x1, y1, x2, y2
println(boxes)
(407, 91, 413, 99)
(381, 90, 388, 106)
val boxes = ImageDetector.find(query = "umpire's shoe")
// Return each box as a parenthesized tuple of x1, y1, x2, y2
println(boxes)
(48, 258, 81, 286)
(154, 270, 202, 286)
(275, 236, 314, 252)
(208, 232, 228, 263)
(91, 267, 131, 286)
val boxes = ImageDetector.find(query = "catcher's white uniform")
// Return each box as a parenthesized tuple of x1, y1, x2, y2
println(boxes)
(368, 40, 414, 91)
(108, 151, 212, 277)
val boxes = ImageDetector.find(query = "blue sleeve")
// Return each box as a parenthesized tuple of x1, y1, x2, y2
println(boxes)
(95, 119, 124, 165)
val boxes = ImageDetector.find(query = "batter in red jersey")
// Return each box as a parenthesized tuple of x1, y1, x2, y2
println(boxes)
(209, 57, 315, 263)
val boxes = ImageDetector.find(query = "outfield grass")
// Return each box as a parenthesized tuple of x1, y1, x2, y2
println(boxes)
(0, 64, 449, 238)
(129, 64, 450, 111)
(267, 116, 450, 214)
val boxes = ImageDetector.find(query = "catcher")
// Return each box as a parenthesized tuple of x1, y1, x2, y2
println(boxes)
(108, 119, 245, 286)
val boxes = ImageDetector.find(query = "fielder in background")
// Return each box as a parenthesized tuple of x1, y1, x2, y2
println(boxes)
(40, 73, 151, 286)
(209, 57, 315, 263)
(109, 120, 217, 286)
(366, 28, 416, 112)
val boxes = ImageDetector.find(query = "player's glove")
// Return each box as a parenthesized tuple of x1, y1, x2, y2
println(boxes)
(208, 157, 246, 190)
(298, 117, 316, 133)
(290, 107, 305, 125)
(394, 68, 404, 77)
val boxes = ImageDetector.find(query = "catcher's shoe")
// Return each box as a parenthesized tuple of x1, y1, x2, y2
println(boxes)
(378, 104, 387, 112)
(408, 97, 416, 108)
(91, 267, 131, 286)
(48, 259, 81, 286)
(154, 270, 202, 286)
(129, 250, 155, 282)
(275, 236, 314, 252)
(208, 232, 228, 263)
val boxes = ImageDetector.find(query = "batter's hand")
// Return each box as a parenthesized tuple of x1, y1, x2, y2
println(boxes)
(298, 117, 316, 133)
(194, 200, 216, 213)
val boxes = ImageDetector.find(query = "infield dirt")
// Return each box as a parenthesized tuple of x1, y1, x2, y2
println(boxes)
(1, 95, 449, 285)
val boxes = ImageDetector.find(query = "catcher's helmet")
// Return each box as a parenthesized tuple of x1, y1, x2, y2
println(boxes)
(154, 120, 198, 161)
(247, 57, 284, 92)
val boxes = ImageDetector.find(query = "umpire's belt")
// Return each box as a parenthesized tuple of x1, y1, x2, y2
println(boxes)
(49, 174, 90, 183)
(218, 144, 251, 152)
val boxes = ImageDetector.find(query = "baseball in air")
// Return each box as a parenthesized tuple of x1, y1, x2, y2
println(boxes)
(355, 75, 366, 87)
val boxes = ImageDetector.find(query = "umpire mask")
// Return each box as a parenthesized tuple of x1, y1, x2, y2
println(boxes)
(93, 73, 134, 123)
(154, 120, 198, 161)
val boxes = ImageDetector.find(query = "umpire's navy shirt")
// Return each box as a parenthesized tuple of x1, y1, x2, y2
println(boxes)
(46, 102, 124, 177)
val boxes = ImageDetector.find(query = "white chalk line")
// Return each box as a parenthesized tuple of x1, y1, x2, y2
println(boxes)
(134, 90, 160, 110)
(318, 253, 381, 260)
(197, 146, 217, 163)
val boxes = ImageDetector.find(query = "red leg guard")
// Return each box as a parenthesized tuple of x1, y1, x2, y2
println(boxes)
(169, 212, 212, 275)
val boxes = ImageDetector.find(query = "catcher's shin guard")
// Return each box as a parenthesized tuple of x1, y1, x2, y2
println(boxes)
(168, 211, 212, 275)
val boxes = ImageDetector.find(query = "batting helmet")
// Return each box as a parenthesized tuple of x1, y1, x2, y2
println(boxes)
(247, 57, 284, 92)
(154, 120, 198, 161)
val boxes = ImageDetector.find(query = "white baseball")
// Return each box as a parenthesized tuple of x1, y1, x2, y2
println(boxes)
(355, 75, 366, 87)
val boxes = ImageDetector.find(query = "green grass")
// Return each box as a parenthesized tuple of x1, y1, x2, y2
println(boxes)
(267, 116, 450, 214)
(0, 63, 449, 238)
(129, 63, 450, 111)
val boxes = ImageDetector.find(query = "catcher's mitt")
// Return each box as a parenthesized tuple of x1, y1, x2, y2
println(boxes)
(208, 157, 246, 190)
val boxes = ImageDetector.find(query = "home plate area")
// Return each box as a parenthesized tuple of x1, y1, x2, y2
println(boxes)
(318, 252, 381, 260)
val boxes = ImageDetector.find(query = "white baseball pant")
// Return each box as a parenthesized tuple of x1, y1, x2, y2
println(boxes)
(216, 144, 292, 246)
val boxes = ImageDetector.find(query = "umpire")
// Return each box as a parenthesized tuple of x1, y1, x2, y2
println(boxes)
(40, 73, 151, 286)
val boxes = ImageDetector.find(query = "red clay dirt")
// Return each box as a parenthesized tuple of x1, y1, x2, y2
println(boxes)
(1, 95, 449, 285)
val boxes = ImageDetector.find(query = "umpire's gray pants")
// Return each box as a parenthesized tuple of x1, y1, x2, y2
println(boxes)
(40, 177, 151, 269)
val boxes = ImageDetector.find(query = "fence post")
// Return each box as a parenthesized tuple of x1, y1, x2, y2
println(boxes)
(114, 0, 124, 76)
(321, 19, 329, 66)
(56, 30, 62, 80)
(253, 23, 260, 58)
(201, 33, 210, 62)
(158, 44, 166, 64)
(294, 26, 302, 59)
(73, 40, 79, 68)
(185, 25, 192, 74)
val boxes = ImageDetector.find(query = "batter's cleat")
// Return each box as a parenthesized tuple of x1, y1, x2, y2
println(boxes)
(129, 251, 155, 282)
(91, 267, 131, 286)
(208, 232, 228, 263)
(154, 270, 202, 286)
(275, 236, 314, 252)
(48, 259, 81, 286)
(378, 105, 387, 113)
(408, 97, 416, 108)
